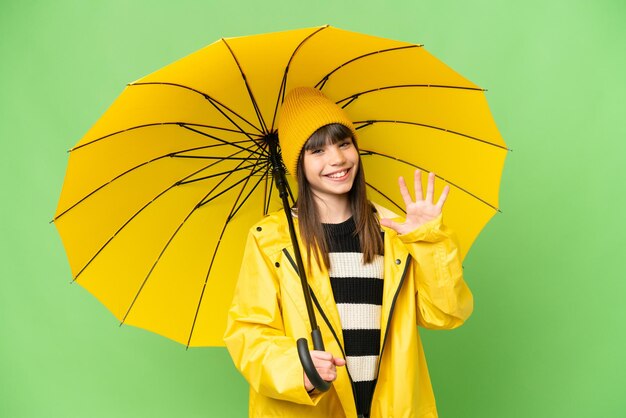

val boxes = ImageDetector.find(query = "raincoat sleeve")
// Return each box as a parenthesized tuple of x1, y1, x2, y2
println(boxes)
(223, 228, 321, 406)
(398, 214, 474, 329)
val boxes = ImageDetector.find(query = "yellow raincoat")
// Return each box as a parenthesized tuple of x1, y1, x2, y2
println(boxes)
(224, 209, 473, 418)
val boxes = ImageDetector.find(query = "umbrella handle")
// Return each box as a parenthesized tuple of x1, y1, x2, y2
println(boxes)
(297, 329, 331, 392)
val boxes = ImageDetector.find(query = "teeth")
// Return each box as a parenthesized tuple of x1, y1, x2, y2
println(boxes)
(327, 170, 347, 179)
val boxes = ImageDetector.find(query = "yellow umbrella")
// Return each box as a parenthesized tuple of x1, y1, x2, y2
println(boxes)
(54, 25, 507, 349)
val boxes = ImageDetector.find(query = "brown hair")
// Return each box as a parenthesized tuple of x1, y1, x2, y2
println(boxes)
(295, 123, 384, 269)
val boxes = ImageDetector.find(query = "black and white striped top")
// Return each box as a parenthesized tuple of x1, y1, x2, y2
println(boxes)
(323, 217, 383, 417)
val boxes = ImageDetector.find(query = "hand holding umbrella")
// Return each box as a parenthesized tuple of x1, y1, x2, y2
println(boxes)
(303, 351, 346, 393)
(380, 170, 450, 234)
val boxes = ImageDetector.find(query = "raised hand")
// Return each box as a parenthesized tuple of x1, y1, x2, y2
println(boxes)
(380, 170, 450, 235)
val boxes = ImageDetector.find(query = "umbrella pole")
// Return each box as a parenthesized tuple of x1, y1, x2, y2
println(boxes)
(267, 134, 331, 392)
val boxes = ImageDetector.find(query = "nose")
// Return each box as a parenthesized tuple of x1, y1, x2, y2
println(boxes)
(328, 145, 346, 165)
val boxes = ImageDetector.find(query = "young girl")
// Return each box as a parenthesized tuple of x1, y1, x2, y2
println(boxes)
(224, 87, 473, 418)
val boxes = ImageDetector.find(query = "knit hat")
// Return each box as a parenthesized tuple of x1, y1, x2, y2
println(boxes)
(277, 87, 357, 176)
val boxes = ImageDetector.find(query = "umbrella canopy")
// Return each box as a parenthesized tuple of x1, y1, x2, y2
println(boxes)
(54, 25, 507, 348)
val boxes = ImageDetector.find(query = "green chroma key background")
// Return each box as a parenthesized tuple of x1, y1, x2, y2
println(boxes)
(1, 0, 624, 417)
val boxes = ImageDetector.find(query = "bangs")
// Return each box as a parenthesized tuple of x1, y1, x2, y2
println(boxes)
(303, 123, 354, 151)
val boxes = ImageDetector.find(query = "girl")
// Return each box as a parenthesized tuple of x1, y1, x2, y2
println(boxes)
(224, 87, 473, 418)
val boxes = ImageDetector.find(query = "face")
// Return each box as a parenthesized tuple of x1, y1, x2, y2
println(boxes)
(302, 136, 359, 204)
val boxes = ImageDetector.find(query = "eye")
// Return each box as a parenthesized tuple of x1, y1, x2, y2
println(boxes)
(308, 148, 323, 155)
(339, 140, 352, 148)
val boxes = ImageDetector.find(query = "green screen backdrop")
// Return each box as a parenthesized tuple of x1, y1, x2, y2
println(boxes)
(1, 0, 624, 417)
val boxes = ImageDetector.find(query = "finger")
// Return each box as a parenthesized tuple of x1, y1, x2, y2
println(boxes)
(398, 176, 412, 206)
(333, 357, 346, 367)
(317, 369, 337, 381)
(380, 218, 402, 233)
(436, 184, 450, 208)
(320, 363, 336, 373)
(310, 352, 334, 373)
(426, 172, 436, 203)
(379, 218, 392, 228)
(414, 169, 423, 201)
(310, 350, 333, 361)
(312, 358, 333, 370)
(315, 363, 336, 377)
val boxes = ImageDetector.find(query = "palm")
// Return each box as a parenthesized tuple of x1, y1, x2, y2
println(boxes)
(380, 171, 449, 235)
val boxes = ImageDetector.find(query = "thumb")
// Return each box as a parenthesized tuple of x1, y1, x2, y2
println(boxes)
(333, 357, 346, 367)
(380, 218, 400, 231)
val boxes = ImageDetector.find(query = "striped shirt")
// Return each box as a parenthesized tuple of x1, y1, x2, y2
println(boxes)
(323, 217, 383, 417)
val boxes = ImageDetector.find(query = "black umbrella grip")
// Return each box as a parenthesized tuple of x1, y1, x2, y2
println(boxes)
(297, 329, 331, 392)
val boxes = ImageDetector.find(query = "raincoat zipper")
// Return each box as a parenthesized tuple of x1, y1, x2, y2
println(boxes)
(368, 254, 411, 416)
(282, 249, 359, 410)
(284, 248, 412, 417)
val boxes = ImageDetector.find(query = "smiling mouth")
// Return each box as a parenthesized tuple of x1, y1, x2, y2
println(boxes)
(324, 168, 350, 179)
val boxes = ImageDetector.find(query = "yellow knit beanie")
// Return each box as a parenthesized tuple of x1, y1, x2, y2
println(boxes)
(277, 87, 357, 176)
